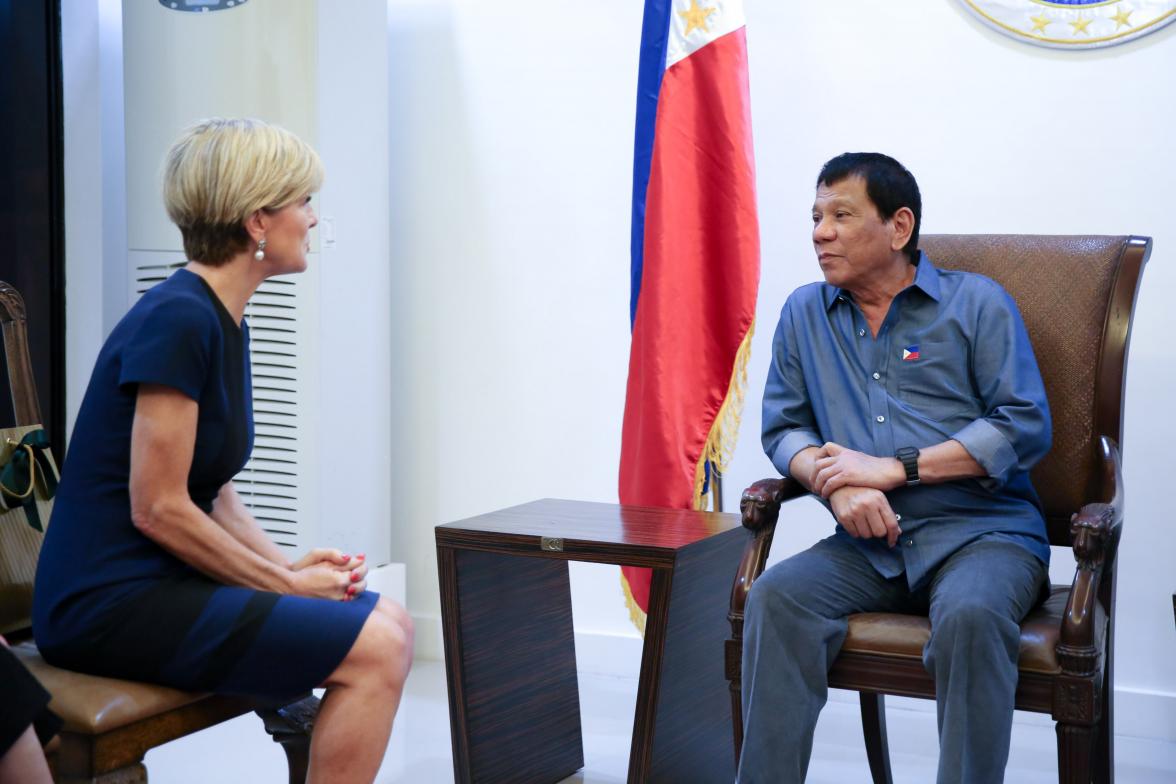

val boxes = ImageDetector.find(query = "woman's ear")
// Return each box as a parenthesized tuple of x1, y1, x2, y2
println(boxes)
(243, 209, 267, 243)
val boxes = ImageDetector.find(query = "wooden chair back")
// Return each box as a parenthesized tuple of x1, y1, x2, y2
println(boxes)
(919, 235, 1149, 546)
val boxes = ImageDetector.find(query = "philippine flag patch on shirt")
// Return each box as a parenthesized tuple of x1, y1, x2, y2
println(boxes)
(902, 345, 920, 361)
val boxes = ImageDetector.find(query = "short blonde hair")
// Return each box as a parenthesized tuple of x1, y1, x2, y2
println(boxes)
(163, 118, 324, 266)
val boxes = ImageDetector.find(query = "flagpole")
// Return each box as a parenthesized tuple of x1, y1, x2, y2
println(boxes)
(712, 465, 723, 512)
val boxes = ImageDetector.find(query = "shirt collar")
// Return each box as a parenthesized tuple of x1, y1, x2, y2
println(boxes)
(822, 250, 941, 310)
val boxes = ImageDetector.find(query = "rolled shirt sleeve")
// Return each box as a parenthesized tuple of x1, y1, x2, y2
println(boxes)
(762, 300, 823, 478)
(951, 282, 1051, 490)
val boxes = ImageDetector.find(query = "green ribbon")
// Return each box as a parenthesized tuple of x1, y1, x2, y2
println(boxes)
(0, 429, 58, 532)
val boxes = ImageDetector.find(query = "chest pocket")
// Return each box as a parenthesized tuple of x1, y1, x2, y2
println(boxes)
(896, 340, 976, 422)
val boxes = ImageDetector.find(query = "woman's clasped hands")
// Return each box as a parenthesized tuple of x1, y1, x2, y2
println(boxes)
(289, 549, 368, 601)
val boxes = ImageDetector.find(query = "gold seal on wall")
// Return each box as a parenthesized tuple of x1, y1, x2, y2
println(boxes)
(958, 0, 1176, 48)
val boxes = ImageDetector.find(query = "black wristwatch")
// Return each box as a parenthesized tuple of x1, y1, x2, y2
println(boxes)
(896, 446, 920, 486)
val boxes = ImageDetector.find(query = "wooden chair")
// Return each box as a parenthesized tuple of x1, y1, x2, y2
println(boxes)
(0, 280, 318, 784)
(725, 235, 1151, 784)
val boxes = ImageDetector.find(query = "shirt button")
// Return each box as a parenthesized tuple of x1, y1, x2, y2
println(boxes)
(858, 328, 866, 337)
(876, 415, 885, 423)
(905, 539, 914, 547)
(872, 372, 881, 380)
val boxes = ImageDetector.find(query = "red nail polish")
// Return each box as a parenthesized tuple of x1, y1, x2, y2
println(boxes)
(357, 554, 366, 561)
(350, 571, 360, 582)
(341, 553, 351, 560)
(346, 585, 356, 596)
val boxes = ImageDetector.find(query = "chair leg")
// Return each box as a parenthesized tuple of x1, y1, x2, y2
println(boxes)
(1095, 668, 1114, 783)
(256, 694, 321, 784)
(725, 637, 744, 771)
(729, 676, 744, 771)
(1056, 720, 1096, 784)
(859, 692, 893, 784)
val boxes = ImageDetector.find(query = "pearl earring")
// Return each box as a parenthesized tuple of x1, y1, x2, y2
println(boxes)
(254, 238, 266, 262)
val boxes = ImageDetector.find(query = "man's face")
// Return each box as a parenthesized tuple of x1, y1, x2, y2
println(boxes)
(811, 175, 900, 291)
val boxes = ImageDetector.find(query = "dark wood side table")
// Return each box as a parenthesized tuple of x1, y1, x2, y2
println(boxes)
(436, 498, 750, 784)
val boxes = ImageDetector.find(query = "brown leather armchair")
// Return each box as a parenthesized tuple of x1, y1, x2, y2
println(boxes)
(0, 281, 318, 783)
(725, 235, 1150, 784)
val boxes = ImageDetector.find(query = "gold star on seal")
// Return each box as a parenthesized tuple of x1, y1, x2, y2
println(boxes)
(1070, 16, 1093, 35)
(1110, 7, 1134, 29)
(1029, 13, 1050, 34)
(679, 0, 717, 37)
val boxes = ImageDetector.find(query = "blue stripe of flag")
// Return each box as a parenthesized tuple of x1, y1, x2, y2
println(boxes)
(629, 0, 673, 329)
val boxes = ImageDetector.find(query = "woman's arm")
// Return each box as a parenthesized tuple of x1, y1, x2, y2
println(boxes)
(210, 483, 368, 588)
(129, 384, 350, 600)
(210, 482, 292, 569)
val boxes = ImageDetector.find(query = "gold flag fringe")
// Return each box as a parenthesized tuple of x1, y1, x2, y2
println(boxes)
(620, 570, 647, 636)
(692, 320, 756, 512)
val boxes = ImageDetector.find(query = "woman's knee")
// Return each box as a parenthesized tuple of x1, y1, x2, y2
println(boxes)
(375, 597, 414, 670)
(343, 601, 413, 690)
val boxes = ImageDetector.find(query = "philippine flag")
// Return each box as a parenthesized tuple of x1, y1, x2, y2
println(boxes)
(619, 0, 760, 631)
(903, 345, 920, 361)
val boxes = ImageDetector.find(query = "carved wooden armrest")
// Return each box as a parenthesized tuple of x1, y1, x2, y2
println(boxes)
(1057, 436, 1123, 677)
(739, 477, 803, 532)
(726, 476, 809, 755)
(729, 477, 806, 623)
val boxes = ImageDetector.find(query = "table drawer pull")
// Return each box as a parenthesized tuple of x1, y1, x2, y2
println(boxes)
(541, 537, 564, 552)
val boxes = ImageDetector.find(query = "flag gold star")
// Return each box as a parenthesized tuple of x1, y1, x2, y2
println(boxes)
(1070, 16, 1093, 35)
(1111, 7, 1133, 29)
(679, 0, 717, 37)
(1029, 14, 1050, 34)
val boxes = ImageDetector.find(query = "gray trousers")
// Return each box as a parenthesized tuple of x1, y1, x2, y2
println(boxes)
(737, 535, 1047, 784)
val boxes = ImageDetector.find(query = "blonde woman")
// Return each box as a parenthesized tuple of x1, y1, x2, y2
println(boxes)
(33, 119, 411, 783)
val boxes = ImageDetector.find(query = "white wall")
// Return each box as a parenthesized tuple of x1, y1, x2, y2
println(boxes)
(386, 0, 647, 659)
(60, 0, 126, 437)
(387, 0, 1176, 743)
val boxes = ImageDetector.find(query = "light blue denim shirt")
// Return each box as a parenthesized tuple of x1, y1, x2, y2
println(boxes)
(762, 252, 1052, 589)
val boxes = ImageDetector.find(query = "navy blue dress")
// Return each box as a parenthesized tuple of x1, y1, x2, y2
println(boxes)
(32, 269, 375, 699)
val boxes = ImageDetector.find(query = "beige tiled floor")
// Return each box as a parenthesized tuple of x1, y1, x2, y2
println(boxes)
(146, 660, 1175, 783)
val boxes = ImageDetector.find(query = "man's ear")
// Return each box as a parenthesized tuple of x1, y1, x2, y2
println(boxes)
(890, 206, 915, 253)
(243, 210, 267, 243)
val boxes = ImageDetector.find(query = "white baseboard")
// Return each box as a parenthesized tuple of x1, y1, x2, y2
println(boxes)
(573, 630, 644, 679)
(412, 611, 444, 662)
(410, 616, 645, 671)
(1113, 686, 1176, 743)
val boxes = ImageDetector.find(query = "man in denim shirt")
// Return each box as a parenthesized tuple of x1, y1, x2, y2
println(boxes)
(738, 153, 1051, 784)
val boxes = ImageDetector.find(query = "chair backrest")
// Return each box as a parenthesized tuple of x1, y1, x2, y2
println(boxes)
(0, 280, 49, 634)
(0, 282, 42, 426)
(919, 235, 1150, 546)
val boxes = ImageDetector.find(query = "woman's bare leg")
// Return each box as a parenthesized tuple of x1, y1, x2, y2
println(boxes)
(308, 597, 414, 784)
(0, 726, 53, 784)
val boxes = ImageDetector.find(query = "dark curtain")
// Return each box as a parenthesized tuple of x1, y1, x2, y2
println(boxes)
(0, 0, 65, 452)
